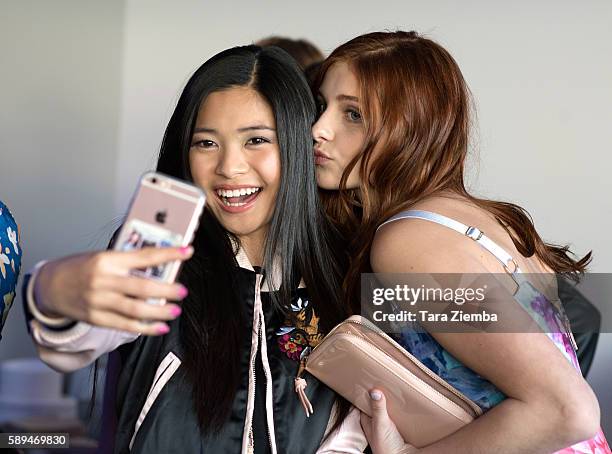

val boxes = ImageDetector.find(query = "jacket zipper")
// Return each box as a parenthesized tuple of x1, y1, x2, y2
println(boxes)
(243, 275, 261, 454)
(259, 310, 276, 453)
(244, 273, 278, 454)
(246, 319, 258, 454)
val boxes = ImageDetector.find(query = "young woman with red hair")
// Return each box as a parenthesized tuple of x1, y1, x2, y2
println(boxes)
(312, 31, 610, 453)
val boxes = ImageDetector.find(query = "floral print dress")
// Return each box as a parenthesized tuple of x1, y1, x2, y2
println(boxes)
(0, 200, 22, 341)
(395, 278, 610, 453)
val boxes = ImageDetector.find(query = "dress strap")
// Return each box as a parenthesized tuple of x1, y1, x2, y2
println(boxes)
(378, 210, 523, 276)
(379, 210, 580, 351)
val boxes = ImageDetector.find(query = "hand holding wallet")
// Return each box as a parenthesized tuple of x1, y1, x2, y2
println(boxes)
(301, 315, 482, 448)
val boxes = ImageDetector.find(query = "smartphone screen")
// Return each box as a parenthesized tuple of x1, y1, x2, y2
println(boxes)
(118, 219, 183, 280)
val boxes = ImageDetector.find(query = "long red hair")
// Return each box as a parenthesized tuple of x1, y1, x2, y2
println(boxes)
(314, 31, 591, 310)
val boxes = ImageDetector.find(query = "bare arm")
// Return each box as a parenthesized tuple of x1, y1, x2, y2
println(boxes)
(25, 246, 192, 372)
(363, 220, 600, 453)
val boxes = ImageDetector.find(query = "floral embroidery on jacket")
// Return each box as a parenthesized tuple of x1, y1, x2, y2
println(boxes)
(276, 288, 324, 365)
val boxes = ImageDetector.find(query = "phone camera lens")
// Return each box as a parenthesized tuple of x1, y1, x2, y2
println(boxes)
(155, 210, 167, 224)
(151, 177, 158, 184)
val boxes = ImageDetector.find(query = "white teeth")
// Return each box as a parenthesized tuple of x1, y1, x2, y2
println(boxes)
(221, 199, 248, 207)
(215, 187, 261, 198)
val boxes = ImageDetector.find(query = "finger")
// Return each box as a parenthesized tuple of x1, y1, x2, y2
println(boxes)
(369, 389, 392, 431)
(88, 308, 171, 336)
(110, 275, 188, 301)
(369, 389, 388, 417)
(116, 245, 193, 270)
(368, 389, 408, 451)
(109, 296, 183, 322)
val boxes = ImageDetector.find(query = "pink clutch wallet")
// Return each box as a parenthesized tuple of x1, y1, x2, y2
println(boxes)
(300, 315, 483, 448)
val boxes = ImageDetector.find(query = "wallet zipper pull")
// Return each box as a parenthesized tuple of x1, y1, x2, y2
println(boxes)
(295, 377, 314, 417)
(295, 357, 314, 417)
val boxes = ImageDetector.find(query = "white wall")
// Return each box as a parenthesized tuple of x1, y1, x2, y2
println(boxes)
(114, 0, 612, 437)
(115, 0, 612, 265)
(0, 0, 125, 359)
(1, 0, 610, 438)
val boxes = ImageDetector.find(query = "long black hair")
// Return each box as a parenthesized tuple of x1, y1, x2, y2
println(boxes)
(156, 45, 349, 434)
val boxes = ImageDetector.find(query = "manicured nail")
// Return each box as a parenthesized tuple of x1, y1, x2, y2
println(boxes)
(178, 286, 188, 298)
(370, 391, 382, 401)
(169, 305, 182, 317)
(180, 246, 194, 256)
(157, 324, 170, 335)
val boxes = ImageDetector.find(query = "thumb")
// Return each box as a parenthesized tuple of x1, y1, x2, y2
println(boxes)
(368, 389, 408, 452)
(369, 389, 389, 420)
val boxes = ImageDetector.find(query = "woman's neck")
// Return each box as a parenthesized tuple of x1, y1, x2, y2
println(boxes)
(237, 230, 266, 268)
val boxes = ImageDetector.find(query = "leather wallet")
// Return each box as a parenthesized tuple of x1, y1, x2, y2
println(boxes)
(304, 315, 482, 448)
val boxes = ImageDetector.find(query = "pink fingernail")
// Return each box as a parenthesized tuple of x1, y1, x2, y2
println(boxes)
(180, 246, 194, 255)
(178, 286, 188, 298)
(157, 324, 170, 335)
(170, 305, 182, 317)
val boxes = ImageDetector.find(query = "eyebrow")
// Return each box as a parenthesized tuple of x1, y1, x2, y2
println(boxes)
(193, 125, 276, 134)
(337, 94, 359, 103)
(319, 93, 360, 103)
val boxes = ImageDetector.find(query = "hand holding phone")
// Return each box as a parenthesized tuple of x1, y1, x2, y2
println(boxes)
(113, 172, 206, 305)
(34, 246, 193, 336)
(33, 172, 206, 336)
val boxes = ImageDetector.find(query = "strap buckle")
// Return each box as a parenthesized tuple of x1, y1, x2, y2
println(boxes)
(465, 226, 483, 241)
(504, 258, 519, 275)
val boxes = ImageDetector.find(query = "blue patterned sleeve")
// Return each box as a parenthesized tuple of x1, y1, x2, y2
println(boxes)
(0, 200, 22, 341)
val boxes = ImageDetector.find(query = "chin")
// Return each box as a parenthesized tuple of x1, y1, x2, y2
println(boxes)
(220, 221, 259, 237)
(316, 173, 342, 191)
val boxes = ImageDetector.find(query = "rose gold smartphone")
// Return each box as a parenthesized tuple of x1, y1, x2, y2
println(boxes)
(113, 171, 206, 304)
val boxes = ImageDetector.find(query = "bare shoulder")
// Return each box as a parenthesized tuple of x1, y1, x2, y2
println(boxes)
(371, 199, 490, 275)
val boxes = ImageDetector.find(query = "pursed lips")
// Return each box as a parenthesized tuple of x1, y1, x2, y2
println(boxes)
(313, 147, 330, 159)
(314, 148, 331, 164)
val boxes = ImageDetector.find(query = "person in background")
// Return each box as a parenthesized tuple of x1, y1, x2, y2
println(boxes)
(0, 200, 21, 342)
(255, 36, 324, 85)
(256, 36, 324, 70)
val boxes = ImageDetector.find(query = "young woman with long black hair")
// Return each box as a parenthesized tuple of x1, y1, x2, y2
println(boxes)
(311, 31, 610, 453)
(24, 45, 366, 453)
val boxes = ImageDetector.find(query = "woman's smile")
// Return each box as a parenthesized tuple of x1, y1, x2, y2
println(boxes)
(214, 185, 263, 212)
